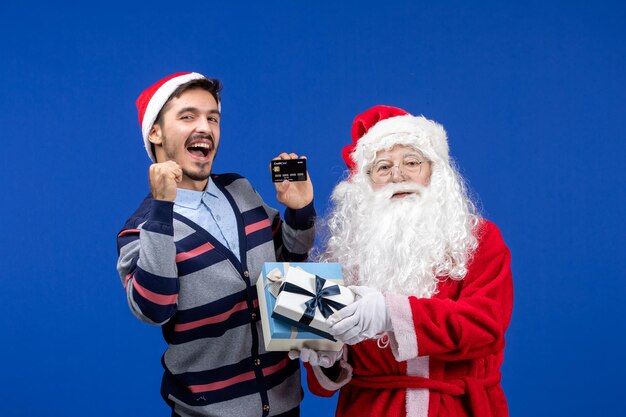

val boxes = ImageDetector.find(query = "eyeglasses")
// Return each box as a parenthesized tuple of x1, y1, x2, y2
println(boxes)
(368, 157, 428, 185)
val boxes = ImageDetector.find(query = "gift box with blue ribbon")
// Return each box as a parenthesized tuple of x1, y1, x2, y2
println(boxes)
(256, 262, 355, 352)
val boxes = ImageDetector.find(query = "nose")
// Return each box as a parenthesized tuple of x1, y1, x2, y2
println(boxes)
(195, 117, 211, 134)
(390, 165, 406, 182)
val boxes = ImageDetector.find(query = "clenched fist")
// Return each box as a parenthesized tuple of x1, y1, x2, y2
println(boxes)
(149, 161, 183, 201)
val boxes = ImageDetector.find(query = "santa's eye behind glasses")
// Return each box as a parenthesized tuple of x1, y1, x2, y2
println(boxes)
(368, 158, 428, 184)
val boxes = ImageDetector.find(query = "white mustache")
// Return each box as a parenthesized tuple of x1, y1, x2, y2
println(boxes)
(376, 183, 426, 200)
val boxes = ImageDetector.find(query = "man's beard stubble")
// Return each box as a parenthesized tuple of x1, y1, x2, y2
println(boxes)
(184, 159, 215, 181)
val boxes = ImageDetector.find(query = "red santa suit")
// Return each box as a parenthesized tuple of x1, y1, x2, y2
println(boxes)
(305, 220, 513, 417)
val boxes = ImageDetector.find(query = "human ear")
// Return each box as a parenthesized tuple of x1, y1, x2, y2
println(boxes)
(148, 123, 163, 145)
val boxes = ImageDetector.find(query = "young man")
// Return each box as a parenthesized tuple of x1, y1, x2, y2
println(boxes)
(298, 105, 513, 416)
(117, 72, 316, 417)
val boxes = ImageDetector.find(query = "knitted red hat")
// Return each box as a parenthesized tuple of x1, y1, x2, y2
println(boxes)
(342, 105, 449, 173)
(136, 72, 218, 161)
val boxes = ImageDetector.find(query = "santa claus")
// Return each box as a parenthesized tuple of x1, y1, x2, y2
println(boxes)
(293, 105, 513, 417)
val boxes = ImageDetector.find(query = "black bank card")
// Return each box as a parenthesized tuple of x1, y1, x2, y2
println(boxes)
(271, 159, 307, 182)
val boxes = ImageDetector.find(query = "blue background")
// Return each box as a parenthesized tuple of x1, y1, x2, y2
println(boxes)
(1, 1, 624, 416)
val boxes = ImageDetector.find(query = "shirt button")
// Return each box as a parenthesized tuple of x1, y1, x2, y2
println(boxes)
(254, 358, 261, 366)
(243, 271, 249, 277)
(251, 313, 257, 320)
(262, 404, 270, 412)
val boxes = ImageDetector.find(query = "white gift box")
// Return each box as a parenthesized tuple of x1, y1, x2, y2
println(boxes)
(272, 264, 355, 340)
(256, 262, 353, 352)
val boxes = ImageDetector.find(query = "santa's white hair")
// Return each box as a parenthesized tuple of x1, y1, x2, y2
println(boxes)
(316, 131, 481, 298)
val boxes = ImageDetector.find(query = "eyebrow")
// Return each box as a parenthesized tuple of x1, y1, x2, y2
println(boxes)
(374, 152, 422, 163)
(176, 107, 221, 116)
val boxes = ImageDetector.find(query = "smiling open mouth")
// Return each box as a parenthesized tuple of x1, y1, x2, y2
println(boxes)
(186, 140, 213, 159)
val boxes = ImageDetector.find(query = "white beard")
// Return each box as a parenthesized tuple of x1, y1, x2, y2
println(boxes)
(319, 168, 479, 298)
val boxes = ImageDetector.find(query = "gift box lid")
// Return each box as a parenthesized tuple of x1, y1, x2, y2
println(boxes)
(270, 263, 354, 340)
(259, 262, 344, 340)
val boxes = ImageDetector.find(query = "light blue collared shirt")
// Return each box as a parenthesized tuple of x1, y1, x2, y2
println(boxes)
(173, 178, 240, 260)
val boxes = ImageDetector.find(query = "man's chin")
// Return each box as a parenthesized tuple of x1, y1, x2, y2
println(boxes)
(184, 167, 212, 182)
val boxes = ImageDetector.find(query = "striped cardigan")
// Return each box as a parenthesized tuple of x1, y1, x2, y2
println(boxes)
(116, 174, 316, 417)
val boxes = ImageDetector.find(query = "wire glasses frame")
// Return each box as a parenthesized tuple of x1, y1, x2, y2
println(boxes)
(367, 158, 428, 185)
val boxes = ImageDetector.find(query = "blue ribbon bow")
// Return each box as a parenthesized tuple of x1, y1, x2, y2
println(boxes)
(280, 275, 347, 325)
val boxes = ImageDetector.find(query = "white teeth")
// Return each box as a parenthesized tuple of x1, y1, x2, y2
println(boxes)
(188, 142, 211, 148)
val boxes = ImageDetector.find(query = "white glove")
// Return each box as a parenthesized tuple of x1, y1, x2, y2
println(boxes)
(326, 286, 392, 345)
(288, 347, 344, 368)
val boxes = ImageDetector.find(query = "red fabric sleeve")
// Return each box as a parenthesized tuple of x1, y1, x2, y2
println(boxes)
(410, 220, 514, 360)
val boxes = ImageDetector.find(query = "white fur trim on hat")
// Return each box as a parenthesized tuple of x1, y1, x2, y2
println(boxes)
(352, 114, 449, 173)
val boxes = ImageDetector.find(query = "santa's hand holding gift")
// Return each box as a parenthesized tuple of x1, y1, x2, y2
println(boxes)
(297, 105, 514, 417)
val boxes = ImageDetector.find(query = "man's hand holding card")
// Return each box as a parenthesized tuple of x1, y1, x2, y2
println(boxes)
(271, 159, 307, 183)
(270, 153, 313, 209)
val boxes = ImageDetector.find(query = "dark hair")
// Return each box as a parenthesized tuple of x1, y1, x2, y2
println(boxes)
(154, 77, 222, 124)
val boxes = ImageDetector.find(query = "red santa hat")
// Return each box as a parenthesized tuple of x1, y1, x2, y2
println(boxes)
(136, 71, 220, 161)
(342, 105, 449, 174)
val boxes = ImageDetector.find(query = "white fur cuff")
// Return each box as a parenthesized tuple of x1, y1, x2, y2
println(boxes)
(385, 293, 419, 361)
